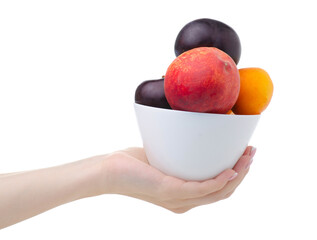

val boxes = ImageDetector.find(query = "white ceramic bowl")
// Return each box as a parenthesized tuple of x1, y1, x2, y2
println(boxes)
(134, 103, 260, 181)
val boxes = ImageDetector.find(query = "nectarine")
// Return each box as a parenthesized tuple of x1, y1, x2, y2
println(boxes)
(164, 47, 240, 114)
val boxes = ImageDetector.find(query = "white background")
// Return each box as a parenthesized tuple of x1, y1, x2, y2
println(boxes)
(1, 0, 316, 239)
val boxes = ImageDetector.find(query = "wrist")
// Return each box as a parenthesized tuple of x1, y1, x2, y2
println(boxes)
(75, 154, 118, 198)
(69, 157, 106, 199)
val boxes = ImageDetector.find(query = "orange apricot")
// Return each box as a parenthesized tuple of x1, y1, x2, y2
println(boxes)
(232, 68, 273, 115)
(226, 109, 234, 115)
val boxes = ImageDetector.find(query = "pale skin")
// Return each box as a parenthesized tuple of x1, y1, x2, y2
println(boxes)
(0, 146, 256, 229)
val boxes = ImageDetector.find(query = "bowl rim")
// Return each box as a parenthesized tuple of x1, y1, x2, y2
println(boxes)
(134, 102, 261, 118)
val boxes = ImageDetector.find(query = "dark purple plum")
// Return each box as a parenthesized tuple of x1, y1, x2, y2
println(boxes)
(135, 78, 171, 109)
(174, 18, 241, 64)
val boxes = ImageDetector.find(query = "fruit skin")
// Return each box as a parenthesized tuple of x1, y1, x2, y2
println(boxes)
(164, 47, 240, 114)
(226, 110, 234, 115)
(232, 68, 273, 115)
(135, 78, 171, 109)
(174, 18, 241, 64)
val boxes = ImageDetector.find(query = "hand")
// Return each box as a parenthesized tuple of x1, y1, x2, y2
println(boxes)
(96, 146, 256, 213)
(0, 146, 256, 229)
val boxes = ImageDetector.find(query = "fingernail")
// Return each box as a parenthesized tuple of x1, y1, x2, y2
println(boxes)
(228, 172, 238, 181)
(249, 147, 257, 158)
(245, 158, 253, 170)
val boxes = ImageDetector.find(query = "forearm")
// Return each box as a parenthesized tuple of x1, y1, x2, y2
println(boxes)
(0, 157, 102, 229)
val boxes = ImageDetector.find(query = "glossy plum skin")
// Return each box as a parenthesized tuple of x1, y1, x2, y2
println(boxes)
(174, 18, 241, 64)
(135, 78, 171, 109)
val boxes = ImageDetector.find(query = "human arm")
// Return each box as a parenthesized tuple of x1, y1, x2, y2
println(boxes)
(0, 157, 102, 229)
(0, 146, 256, 229)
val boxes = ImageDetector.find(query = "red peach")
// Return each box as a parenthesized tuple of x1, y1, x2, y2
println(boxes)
(164, 47, 240, 113)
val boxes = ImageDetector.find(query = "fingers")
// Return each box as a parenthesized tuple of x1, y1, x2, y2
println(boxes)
(161, 146, 256, 211)
(191, 146, 256, 200)
(159, 168, 238, 200)
(233, 146, 256, 173)
(242, 146, 252, 156)
(153, 168, 237, 213)
(222, 148, 255, 194)
(234, 146, 255, 171)
(185, 146, 256, 207)
(158, 146, 256, 201)
(201, 168, 250, 205)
